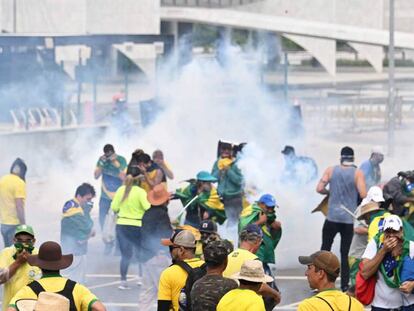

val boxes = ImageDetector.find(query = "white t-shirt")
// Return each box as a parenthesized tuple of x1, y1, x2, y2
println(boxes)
(362, 239, 414, 308)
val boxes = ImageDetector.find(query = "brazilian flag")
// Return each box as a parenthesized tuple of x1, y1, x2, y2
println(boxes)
(239, 203, 282, 264)
(175, 182, 226, 224)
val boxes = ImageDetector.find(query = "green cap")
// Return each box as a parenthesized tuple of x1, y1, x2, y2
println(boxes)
(15, 225, 35, 237)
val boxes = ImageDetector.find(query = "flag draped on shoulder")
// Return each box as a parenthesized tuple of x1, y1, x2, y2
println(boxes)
(175, 182, 226, 224)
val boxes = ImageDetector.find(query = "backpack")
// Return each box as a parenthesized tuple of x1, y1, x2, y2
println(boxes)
(27, 279, 77, 311)
(174, 261, 207, 311)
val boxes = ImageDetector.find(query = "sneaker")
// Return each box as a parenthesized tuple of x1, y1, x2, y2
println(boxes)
(118, 281, 130, 290)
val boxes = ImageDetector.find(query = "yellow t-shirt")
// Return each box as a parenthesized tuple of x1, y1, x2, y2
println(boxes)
(9, 275, 98, 311)
(223, 248, 258, 278)
(217, 288, 265, 311)
(297, 289, 364, 311)
(158, 257, 205, 311)
(111, 185, 151, 226)
(0, 247, 41, 311)
(0, 174, 26, 225)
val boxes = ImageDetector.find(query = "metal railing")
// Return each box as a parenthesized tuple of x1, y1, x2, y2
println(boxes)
(300, 96, 414, 132)
(161, 0, 263, 8)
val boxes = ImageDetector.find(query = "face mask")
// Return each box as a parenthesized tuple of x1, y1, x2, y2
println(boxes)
(13, 242, 34, 259)
(82, 201, 94, 213)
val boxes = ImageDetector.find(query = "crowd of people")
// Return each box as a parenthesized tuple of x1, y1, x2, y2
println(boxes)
(1, 140, 414, 311)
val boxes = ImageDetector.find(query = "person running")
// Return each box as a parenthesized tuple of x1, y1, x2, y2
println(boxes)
(217, 260, 273, 311)
(60, 183, 96, 284)
(316, 146, 366, 291)
(94, 144, 127, 254)
(297, 250, 363, 310)
(7, 241, 106, 311)
(111, 174, 150, 289)
(158, 230, 205, 311)
(190, 241, 237, 311)
(0, 159, 27, 247)
(0, 225, 41, 311)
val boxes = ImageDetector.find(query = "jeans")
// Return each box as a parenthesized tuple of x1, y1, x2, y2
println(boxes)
(321, 219, 353, 291)
(223, 195, 243, 227)
(99, 197, 112, 230)
(116, 224, 141, 281)
(1, 224, 17, 247)
(371, 307, 401, 311)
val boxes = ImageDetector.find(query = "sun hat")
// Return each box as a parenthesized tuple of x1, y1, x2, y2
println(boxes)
(147, 184, 170, 206)
(357, 202, 382, 220)
(27, 241, 73, 270)
(298, 250, 340, 278)
(161, 230, 196, 248)
(15, 292, 70, 311)
(196, 171, 217, 183)
(231, 260, 273, 283)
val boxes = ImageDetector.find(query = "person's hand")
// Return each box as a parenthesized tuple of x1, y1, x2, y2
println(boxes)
(271, 220, 281, 230)
(256, 212, 267, 225)
(400, 281, 414, 294)
(203, 211, 209, 220)
(383, 236, 399, 253)
(271, 290, 281, 305)
(138, 164, 146, 173)
(154, 158, 165, 167)
(15, 250, 29, 265)
(109, 153, 117, 162)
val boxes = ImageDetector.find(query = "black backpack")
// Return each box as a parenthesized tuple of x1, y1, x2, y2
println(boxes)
(27, 279, 77, 311)
(175, 261, 207, 311)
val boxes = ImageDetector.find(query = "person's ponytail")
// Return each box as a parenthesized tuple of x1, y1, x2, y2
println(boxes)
(122, 175, 135, 202)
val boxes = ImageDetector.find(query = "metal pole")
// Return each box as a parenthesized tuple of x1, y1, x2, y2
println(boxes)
(387, 0, 395, 156)
(283, 52, 288, 103)
(13, 0, 17, 33)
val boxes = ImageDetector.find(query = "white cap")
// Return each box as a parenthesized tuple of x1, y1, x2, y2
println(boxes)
(383, 215, 403, 231)
(361, 186, 385, 206)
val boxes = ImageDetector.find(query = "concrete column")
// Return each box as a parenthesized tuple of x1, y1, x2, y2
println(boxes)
(216, 26, 232, 66)
(177, 22, 194, 66)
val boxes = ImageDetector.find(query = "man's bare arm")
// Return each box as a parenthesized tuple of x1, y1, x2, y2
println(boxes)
(316, 167, 332, 195)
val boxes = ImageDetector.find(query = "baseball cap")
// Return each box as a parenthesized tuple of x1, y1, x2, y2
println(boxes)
(196, 171, 218, 183)
(161, 230, 196, 248)
(203, 240, 231, 265)
(383, 215, 403, 232)
(15, 225, 35, 237)
(281, 145, 295, 155)
(298, 250, 340, 278)
(242, 224, 263, 238)
(258, 194, 277, 208)
(360, 186, 385, 206)
(199, 220, 218, 234)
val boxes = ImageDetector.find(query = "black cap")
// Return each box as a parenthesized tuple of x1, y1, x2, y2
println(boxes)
(281, 145, 295, 155)
(203, 240, 230, 265)
(199, 220, 218, 234)
(340, 146, 354, 161)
